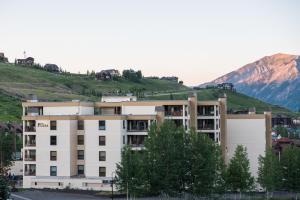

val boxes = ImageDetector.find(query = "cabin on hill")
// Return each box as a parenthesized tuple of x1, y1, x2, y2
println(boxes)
(160, 76, 178, 83)
(15, 57, 34, 66)
(44, 64, 60, 73)
(0, 52, 8, 63)
(96, 69, 120, 80)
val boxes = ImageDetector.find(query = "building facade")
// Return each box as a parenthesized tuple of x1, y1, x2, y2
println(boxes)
(22, 94, 271, 190)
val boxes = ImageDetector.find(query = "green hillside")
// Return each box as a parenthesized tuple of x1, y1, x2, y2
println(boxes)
(0, 63, 298, 122)
(144, 89, 298, 117)
(0, 63, 188, 100)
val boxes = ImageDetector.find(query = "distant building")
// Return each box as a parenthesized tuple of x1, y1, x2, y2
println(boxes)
(273, 137, 300, 157)
(217, 83, 235, 91)
(160, 76, 178, 83)
(272, 114, 292, 128)
(44, 64, 60, 73)
(15, 57, 34, 66)
(0, 52, 8, 63)
(96, 69, 120, 80)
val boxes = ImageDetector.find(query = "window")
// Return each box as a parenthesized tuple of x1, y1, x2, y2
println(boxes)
(77, 150, 84, 160)
(99, 167, 106, 177)
(99, 151, 106, 161)
(99, 120, 106, 130)
(77, 165, 84, 175)
(50, 136, 57, 145)
(50, 121, 57, 130)
(50, 166, 57, 176)
(99, 136, 106, 146)
(123, 120, 126, 129)
(50, 151, 57, 161)
(77, 120, 84, 130)
(77, 135, 84, 145)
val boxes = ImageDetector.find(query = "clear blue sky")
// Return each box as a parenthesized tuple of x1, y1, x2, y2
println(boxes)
(0, 0, 299, 85)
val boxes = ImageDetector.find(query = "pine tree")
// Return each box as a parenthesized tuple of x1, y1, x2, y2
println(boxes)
(257, 149, 282, 197)
(226, 145, 254, 193)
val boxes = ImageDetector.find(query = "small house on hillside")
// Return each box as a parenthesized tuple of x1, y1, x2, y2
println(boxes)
(15, 57, 34, 66)
(96, 69, 120, 80)
(160, 76, 178, 83)
(0, 52, 8, 63)
(44, 64, 60, 73)
(217, 83, 235, 91)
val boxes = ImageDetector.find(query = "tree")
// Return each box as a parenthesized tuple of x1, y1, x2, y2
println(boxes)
(257, 149, 282, 197)
(226, 145, 254, 193)
(115, 146, 148, 197)
(0, 133, 15, 172)
(280, 146, 300, 192)
(144, 121, 186, 195)
(187, 131, 225, 195)
(0, 176, 9, 200)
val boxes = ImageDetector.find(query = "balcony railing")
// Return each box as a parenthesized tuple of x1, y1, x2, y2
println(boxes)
(127, 128, 148, 132)
(24, 170, 36, 176)
(198, 125, 215, 130)
(25, 126, 36, 132)
(165, 111, 183, 116)
(24, 156, 36, 161)
(25, 141, 36, 147)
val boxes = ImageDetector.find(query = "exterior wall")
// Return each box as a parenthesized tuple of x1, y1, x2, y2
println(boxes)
(43, 107, 80, 115)
(84, 120, 123, 179)
(101, 96, 137, 102)
(226, 117, 266, 179)
(122, 106, 156, 115)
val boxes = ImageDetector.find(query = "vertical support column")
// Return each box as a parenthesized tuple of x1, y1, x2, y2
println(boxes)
(188, 93, 197, 130)
(219, 95, 227, 162)
(264, 111, 272, 150)
(155, 106, 165, 127)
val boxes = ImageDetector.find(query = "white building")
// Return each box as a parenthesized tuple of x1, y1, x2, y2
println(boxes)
(22, 94, 271, 190)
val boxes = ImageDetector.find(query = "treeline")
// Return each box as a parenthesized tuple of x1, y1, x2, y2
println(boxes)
(116, 121, 300, 197)
(115, 121, 254, 197)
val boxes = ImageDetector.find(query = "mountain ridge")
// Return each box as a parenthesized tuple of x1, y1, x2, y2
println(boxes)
(201, 53, 300, 111)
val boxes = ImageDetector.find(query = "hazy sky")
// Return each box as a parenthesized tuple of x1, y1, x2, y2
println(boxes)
(0, 0, 299, 85)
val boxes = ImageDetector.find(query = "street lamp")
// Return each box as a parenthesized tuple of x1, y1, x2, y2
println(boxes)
(111, 171, 115, 200)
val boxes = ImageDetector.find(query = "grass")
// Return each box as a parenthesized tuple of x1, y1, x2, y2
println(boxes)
(0, 90, 22, 122)
(144, 89, 298, 117)
(0, 63, 188, 101)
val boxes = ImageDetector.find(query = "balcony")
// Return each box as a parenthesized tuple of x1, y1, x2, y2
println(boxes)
(127, 120, 148, 132)
(164, 105, 183, 117)
(25, 120, 36, 132)
(127, 135, 146, 147)
(197, 119, 215, 130)
(25, 107, 43, 116)
(24, 164, 36, 176)
(94, 107, 121, 115)
(25, 135, 36, 147)
(24, 150, 36, 161)
(198, 106, 215, 116)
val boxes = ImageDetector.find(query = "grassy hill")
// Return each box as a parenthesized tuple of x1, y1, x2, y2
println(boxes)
(0, 63, 188, 100)
(144, 89, 299, 117)
(0, 63, 298, 122)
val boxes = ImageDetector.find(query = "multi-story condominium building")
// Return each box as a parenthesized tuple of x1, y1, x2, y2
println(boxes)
(22, 94, 271, 190)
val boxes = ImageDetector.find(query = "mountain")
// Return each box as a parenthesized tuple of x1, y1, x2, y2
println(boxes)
(202, 53, 300, 111)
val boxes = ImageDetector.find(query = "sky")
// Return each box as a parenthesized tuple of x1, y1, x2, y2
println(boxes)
(0, 0, 299, 85)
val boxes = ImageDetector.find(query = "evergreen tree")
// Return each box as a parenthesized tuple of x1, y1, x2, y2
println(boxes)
(257, 149, 282, 196)
(226, 145, 254, 193)
(280, 146, 300, 192)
